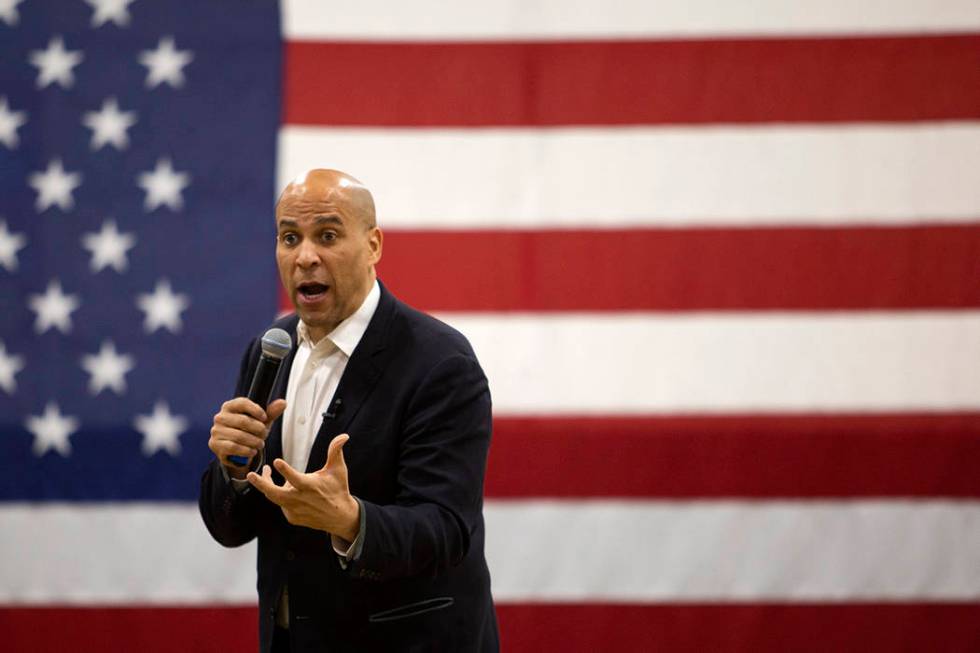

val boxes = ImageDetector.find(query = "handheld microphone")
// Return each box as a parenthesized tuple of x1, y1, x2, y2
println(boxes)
(228, 327, 292, 466)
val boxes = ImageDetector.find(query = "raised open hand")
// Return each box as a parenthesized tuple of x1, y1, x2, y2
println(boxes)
(247, 433, 360, 541)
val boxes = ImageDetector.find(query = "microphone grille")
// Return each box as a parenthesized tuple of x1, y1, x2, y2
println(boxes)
(260, 328, 292, 360)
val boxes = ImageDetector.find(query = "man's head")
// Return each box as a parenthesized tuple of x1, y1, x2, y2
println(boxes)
(275, 168, 382, 343)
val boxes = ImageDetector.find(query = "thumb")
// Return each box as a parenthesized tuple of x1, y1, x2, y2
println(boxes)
(324, 433, 350, 472)
(265, 399, 287, 426)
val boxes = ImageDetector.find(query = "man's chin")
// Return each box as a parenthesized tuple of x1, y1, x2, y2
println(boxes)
(297, 307, 328, 325)
(295, 307, 338, 336)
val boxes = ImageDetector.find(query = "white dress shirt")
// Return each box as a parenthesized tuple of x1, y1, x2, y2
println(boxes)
(281, 280, 380, 474)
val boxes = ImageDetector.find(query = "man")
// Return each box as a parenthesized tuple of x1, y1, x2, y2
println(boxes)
(199, 169, 498, 652)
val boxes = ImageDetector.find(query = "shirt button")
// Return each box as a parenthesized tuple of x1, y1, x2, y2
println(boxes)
(298, 416, 306, 425)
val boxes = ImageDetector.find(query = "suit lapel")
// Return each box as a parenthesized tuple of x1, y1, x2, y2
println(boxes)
(304, 282, 397, 472)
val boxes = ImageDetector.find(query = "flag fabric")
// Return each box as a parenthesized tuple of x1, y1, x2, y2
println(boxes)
(2, 1, 980, 651)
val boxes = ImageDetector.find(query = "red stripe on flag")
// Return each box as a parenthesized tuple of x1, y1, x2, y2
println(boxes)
(374, 225, 980, 312)
(0, 607, 257, 653)
(284, 36, 980, 126)
(486, 414, 980, 498)
(4, 604, 979, 652)
(496, 603, 980, 653)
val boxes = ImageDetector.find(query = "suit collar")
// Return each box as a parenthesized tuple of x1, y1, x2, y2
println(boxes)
(304, 279, 399, 471)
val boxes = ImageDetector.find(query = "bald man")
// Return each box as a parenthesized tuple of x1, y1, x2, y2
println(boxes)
(200, 170, 498, 652)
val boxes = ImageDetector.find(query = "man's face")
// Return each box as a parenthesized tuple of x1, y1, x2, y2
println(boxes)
(275, 184, 382, 342)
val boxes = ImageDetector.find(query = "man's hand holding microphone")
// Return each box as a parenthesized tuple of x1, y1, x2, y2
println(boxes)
(208, 396, 286, 479)
(206, 327, 360, 542)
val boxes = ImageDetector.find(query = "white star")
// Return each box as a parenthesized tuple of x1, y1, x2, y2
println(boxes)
(25, 402, 79, 457)
(0, 96, 28, 149)
(137, 158, 190, 211)
(0, 219, 27, 272)
(28, 159, 83, 212)
(81, 219, 136, 273)
(29, 36, 84, 89)
(28, 280, 81, 334)
(138, 36, 193, 88)
(134, 400, 187, 456)
(80, 340, 135, 395)
(0, 340, 25, 394)
(136, 279, 189, 333)
(0, 0, 25, 26)
(85, 0, 136, 27)
(82, 97, 137, 150)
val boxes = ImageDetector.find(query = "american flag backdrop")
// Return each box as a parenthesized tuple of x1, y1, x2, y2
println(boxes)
(2, 1, 980, 651)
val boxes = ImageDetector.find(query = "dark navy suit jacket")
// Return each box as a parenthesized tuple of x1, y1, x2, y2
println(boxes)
(199, 282, 498, 652)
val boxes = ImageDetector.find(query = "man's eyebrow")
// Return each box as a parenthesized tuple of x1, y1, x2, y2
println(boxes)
(276, 215, 343, 230)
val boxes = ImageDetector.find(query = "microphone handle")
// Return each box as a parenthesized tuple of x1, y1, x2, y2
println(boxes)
(228, 354, 282, 466)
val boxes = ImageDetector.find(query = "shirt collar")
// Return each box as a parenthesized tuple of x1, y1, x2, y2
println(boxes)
(296, 280, 381, 357)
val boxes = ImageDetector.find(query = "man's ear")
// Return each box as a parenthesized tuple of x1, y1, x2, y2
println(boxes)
(368, 227, 383, 265)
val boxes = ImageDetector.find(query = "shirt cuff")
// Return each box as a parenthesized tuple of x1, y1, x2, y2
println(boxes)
(219, 450, 264, 494)
(332, 497, 366, 568)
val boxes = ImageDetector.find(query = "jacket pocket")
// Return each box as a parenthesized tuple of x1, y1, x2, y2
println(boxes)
(368, 596, 455, 623)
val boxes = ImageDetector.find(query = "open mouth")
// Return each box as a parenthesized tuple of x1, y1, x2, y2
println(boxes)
(297, 282, 329, 302)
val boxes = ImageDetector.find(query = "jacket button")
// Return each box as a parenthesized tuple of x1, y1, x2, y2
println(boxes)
(286, 551, 295, 561)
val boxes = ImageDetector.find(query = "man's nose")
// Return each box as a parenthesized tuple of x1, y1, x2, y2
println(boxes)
(295, 240, 319, 267)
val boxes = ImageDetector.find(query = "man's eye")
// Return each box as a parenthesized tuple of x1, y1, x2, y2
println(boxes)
(281, 233, 298, 246)
(321, 231, 337, 242)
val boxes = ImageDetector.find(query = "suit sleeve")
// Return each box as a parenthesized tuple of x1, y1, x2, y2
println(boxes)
(198, 337, 263, 548)
(349, 352, 492, 581)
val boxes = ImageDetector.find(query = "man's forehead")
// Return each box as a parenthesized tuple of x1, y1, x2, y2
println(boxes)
(276, 189, 351, 218)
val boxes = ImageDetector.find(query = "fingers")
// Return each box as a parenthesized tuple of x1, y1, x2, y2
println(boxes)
(209, 397, 286, 466)
(247, 465, 285, 504)
(214, 411, 268, 440)
(265, 399, 287, 426)
(323, 433, 350, 472)
(273, 458, 310, 489)
(209, 421, 264, 463)
(221, 397, 268, 422)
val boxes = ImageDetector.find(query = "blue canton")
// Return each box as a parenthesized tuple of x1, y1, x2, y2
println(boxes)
(0, 0, 282, 501)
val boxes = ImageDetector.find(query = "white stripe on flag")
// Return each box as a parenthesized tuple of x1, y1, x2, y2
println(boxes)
(279, 123, 980, 228)
(435, 311, 980, 414)
(485, 500, 980, 601)
(0, 504, 256, 605)
(282, 0, 980, 40)
(2, 501, 978, 603)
